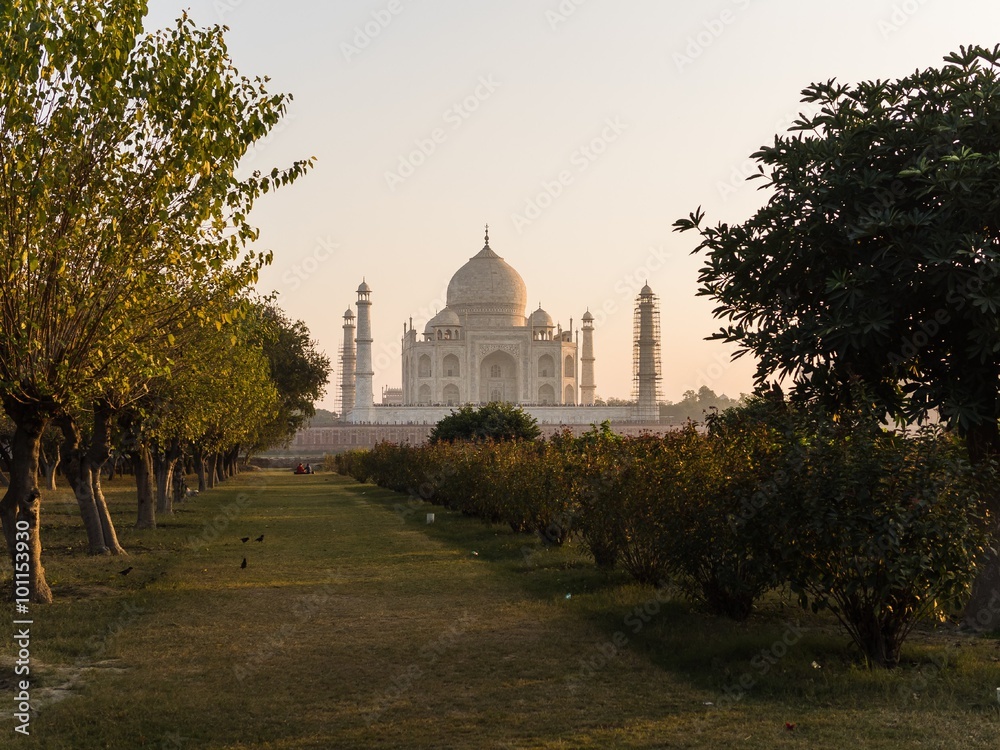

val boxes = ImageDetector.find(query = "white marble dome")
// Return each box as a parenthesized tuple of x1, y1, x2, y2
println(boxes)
(529, 305, 554, 328)
(424, 307, 461, 333)
(446, 240, 527, 317)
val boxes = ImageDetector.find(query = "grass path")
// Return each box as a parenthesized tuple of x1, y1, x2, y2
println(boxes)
(2, 470, 999, 748)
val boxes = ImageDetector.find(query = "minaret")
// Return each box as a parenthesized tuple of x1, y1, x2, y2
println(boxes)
(633, 283, 662, 422)
(581, 309, 596, 406)
(340, 308, 356, 422)
(352, 279, 374, 423)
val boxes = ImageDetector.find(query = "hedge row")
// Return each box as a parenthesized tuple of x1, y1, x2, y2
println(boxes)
(334, 400, 993, 668)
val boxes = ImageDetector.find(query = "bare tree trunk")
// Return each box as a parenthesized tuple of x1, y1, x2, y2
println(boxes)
(39, 441, 60, 491)
(216, 452, 227, 483)
(224, 446, 237, 478)
(92, 470, 125, 555)
(206, 452, 218, 489)
(172, 464, 187, 505)
(154, 439, 181, 515)
(193, 445, 207, 492)
(56, 415, 109, 556)
(88, 402, 125, 554)
(0, 406, 54, 603)
(132, 447, 156, 529)
(106, 451, 118, 482)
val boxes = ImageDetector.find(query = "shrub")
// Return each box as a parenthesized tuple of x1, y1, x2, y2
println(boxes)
(772, 412, 992, 668)
(575, 432, 690, 585)
(657, 420, 779, 620)
(336, 449, 370, 481)
(429, 402, 541, 443)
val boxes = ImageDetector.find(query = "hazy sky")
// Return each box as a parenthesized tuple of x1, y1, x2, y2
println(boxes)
(146, 0, 1000, 411)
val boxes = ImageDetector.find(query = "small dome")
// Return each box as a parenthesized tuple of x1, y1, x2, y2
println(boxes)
(640, 283, 653, 296)
(358, 280, 372, 293)
(343, 308, 355, 319)
(581, 309, 594, 322)
(529, 305, 554, 328)
(424, 308, 462, 333)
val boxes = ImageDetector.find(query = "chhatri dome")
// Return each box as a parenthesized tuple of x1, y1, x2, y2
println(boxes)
(446, 225, 527, 324)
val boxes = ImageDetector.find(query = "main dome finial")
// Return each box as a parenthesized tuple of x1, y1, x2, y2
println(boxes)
(484, 223, 490, 247)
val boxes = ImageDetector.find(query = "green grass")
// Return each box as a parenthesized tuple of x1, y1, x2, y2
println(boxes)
(1, 470, 999, 748)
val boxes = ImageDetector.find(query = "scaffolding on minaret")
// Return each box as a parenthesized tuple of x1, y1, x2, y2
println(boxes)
(632, 283, 662, 422)
(340, 308, 356, 423)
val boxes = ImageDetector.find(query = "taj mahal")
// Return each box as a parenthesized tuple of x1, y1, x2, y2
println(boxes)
(338, 227, 660, 426)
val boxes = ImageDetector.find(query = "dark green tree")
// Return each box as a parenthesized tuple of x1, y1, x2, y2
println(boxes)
(429, 402, 541, 443)
(248, 301, 331, 454)
(674, 45, 1000, 628)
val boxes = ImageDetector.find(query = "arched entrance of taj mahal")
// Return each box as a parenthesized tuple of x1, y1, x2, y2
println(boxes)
(479, 349, 518, 403)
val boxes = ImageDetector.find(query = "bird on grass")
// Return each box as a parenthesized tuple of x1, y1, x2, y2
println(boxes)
(118, 566, 133, 576)
(240, 537, 250, 543)
(255, 534, 264, 542)
(240, 558, 247, 569)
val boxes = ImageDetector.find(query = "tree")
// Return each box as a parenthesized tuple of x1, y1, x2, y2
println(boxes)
(121, 305, 280, 526)
(246, 301, 330, 455)
(429, 403, 541, 443)
(674, 45, 1000, 627)
(660, 386, 742, 422)
(0, 3, 310, 600)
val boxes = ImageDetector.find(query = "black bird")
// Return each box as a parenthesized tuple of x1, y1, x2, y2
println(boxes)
(240, 537, 250, 543)
(240, 557, 247, 569)
(255, 534, 264, 543)
(118, 566, 133, 576)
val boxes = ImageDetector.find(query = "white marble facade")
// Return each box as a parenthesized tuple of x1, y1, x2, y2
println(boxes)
(342, 228, 616, 424)
(400, 229, 586, 409)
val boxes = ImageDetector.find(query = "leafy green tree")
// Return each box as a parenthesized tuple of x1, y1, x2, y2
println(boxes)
(122, 305, 279, 527)
(674, 45, 1000, 628)
(429, 402, 541, 443)
(0, 3, 310, 600)
(246, 301, 330, 455)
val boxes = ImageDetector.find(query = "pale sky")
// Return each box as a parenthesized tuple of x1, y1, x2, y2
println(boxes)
(146, 0, 1000, 411)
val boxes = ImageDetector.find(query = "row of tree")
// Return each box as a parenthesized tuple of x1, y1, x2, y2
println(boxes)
(0, 3, 326, 602)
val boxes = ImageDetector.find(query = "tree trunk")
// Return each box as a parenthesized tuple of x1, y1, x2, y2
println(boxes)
(39, 441, 60, 491)
(154, 439, 181, 515)
(0, 408, 54, 603)
(56, 415, 109, 556)
(172, 464, 187, 505)
(216, 452, 227, 483)
(92, 470, 126, 555)
(193, 445, 207, 492)
(107, 451, 117, 482)
(132, 447, 156, 529)
(206, 452, 218, 489)
(88, 403, 125, 555)
(962, 420, 1000, 630)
